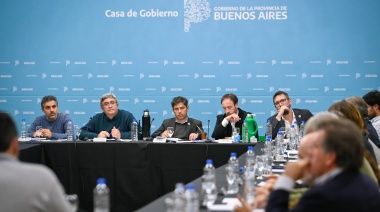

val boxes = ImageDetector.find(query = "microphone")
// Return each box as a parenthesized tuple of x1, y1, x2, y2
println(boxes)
(205, 120, 213, 143)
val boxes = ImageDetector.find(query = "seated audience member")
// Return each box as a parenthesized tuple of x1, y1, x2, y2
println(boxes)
(346, 96, 380, 148)
(267, 91, 313, 139)
(27, 95, 72, 139)
(328, 100, 377, 163)
(265, 118, 380, 212)
(235, 112, 380, 212)
(363, 90, 380, 139)
(80, 93, 141, 140)
(212, 93, 258, 140)
(151, 96, 203, 140)
(0, 112, 71, 211)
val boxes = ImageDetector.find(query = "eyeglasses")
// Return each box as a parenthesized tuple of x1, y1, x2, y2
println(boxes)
(274, 98, 288, 106)
(173, 106, 187, 112)
(102, 101, 116, 107)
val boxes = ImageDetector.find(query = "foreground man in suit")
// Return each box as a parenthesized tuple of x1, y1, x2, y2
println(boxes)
(151, 96, 203, 140)
(0, 112, 71, 211)
(266, 117, 380, 212)
(267, 91, 313, 139)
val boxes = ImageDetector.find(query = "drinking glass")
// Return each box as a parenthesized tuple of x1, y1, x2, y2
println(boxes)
(167, 127, 174, 138)
(36, 126, 43, 138)
(76, 128, 81, 141)
(255, 155, 265, 180)
(65, 194, 79, 212)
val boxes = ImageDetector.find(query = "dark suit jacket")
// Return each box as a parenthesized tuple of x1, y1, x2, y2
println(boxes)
(267, 108, 313, 139)
(366, 118, 380, 148)
(266, 170, 380, 212)
(211, 108, 259, 140)
(151, 117, 203, 140)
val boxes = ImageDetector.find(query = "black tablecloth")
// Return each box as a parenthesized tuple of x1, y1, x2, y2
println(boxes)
(19, 141, 255, 212)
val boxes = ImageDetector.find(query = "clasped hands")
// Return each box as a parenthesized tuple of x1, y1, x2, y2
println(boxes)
(33, 128, 52, 138)
(98, 126, 120, 139)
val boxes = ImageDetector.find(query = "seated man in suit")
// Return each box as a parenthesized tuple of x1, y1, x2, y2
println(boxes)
(151, 96, 203, 140)
(267, 91, 313, 139)
(212, 93, 258, 140)
(266, 117, 380, 212)
(0, 112, 71, 211)
(27, 95, 72, 139)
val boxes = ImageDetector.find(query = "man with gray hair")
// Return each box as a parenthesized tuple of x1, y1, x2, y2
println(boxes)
(27, 95, 72, 139)
(266, 116, 380, 211)
(80, 93, 141, 140)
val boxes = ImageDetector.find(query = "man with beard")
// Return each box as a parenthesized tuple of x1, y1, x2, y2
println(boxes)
(27, 95, 72, 139)
(363, 90, 380, 139)
(80, 93, 141, 140)
(212, 93, 258, 140)
(267, 91, 313, 139)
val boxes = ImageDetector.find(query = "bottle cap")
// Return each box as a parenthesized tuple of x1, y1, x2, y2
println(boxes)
(248, 146, 253, 151)
(186, 183, 195, 190)
(231, 152, 237, 157)
(206, 159, 213, 165)
(97, 178, 106, 184)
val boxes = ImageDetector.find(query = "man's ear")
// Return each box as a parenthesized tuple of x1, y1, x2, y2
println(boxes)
(325, 152, 337, 167)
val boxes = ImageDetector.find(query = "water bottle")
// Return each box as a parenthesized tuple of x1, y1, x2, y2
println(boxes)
(243, 165, 255, 204)
(275, 131, 285, 160)
(185, 184, 199, 212)
(226, 152, 239, 194)
(201, 159, 217, 206)
(20, 119, 27, 141)
(172, 183, 186, 211)
(245, 146, 255, 170)
(242, 120, 249, 143)
(131, 119, 138, 142)
(266, 119, 272, 140)
(299, 120, 305, 140)
(289, 125, 297, 150)
(93, 178, 110, 212)
(66, 120, 73, 141)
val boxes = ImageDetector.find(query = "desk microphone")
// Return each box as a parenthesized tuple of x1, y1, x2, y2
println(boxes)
(205, 120, 213, 143)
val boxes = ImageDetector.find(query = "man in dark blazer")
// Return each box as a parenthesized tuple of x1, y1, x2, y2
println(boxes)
(151, 96, 203, 140)
(212, 93, 258, 140)
(267, 91, 313, 139)
(266, 118, 380, 212)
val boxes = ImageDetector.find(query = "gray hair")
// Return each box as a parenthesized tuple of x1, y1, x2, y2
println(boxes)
(100, 93, 118, 107)
(304, 112, 340, 134)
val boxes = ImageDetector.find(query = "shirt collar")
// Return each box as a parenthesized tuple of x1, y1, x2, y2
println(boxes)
(176, 117, 188, 124)
(371, 115, 380, 123)
(314, 167, 343, 186)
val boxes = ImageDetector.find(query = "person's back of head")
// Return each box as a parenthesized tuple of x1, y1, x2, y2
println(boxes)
(320, 118, 364, 170)
(0, 112, 18, 153)
(328, 100, 367, 134)
(346, 96, 369, 118)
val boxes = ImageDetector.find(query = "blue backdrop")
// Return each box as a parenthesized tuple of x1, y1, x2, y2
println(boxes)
(1, 0, 379, 136)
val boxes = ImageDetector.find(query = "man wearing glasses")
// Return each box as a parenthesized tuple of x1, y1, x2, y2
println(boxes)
(151, 96, 203, 140)
(79, 93, 141, 140)
(267, 91, 313, 139)
(27, 95, 72, 139)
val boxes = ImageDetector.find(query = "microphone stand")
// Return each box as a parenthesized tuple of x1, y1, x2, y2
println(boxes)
(205, 120, 213, 143)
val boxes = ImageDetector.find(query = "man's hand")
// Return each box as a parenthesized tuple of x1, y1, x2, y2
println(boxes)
(188, 133, 199, 140)
(284, 159, 310, 181)
(98, 131, 110, 138)
(111, 126, 121, 139)
(41, 129, 52, 138)
(161, 130, 169, 138)
(234, 194, 253, 212)
(226, 113, 241, 123)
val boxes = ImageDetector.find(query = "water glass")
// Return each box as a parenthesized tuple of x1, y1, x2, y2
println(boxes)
(36, 126, 43, 138)
(65, 194, 78, 212)
(167, 127, 174, 138)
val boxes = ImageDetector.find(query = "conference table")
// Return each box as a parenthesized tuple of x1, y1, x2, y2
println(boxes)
(19, 141, 256, 212)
